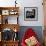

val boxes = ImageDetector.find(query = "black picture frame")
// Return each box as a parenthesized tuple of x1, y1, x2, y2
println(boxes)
(24, 7, 38, 21)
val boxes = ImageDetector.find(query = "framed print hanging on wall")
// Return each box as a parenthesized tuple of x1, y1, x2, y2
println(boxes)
(24, 7, 38, 21)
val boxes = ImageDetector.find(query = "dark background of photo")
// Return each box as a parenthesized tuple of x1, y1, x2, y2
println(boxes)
(26, 9, 35, 18)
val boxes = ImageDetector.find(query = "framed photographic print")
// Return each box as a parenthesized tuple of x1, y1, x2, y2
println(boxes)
(2, 10, 9, 15)
(24, 7, 38, 21)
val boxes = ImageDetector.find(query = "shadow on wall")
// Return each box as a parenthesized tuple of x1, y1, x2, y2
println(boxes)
(18, 26, 43, 44)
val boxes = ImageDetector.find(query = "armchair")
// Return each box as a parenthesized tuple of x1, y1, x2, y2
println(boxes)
(21, 28, 41, 46)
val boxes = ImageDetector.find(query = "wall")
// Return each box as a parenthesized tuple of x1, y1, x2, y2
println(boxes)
(0, 0, 44, 26)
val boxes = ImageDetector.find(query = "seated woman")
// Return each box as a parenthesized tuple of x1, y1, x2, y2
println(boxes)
(21, 28, 41, 46)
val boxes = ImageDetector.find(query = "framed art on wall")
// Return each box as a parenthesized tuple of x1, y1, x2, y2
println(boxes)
(24, 7, 38, 21)
(2, 10, 9, 15)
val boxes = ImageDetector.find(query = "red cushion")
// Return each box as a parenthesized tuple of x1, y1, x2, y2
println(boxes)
(21, 28, 41, 46)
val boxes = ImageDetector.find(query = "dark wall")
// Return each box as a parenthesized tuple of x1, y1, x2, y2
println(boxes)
(18, 26, 44, 44)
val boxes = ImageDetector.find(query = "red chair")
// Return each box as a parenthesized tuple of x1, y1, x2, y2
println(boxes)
(21, 28, 41, 46)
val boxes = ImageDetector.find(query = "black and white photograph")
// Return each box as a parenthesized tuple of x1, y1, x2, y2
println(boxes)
(24, 7, 38, 21)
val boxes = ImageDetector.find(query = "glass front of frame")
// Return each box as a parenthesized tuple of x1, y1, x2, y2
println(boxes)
(24, 7, 38, 21)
